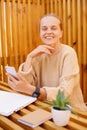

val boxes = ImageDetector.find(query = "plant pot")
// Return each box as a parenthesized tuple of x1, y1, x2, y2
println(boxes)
(51, 107, 71, 126)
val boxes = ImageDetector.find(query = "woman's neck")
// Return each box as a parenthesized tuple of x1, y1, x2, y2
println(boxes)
(50, 42, 61, 54)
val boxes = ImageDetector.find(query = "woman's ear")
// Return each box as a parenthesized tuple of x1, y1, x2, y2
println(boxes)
(59, 30, 63, 38)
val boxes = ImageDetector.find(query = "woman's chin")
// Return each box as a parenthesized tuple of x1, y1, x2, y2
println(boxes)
(44, 42, 55, 46)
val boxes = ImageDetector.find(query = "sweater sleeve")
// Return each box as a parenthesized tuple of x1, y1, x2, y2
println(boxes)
(43, 48, 80, 101)
(18, 61, 38, 86)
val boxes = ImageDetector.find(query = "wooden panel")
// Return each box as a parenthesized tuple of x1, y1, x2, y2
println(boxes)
(46, 0, 50, 13)
(50, 0, 54, 13)
(82, 0, 87, 101)
(72, 0, 77, 51)
(6, 0, 12, 66)
(27, 0, 32, 52)
(12, 0, 19, 69)
(62, 0, 67, 43)
(1, 0, 7, 81)
(54, 0, 58, 15)
(77, 0, 83, 86)
(67, 0, 72, 46)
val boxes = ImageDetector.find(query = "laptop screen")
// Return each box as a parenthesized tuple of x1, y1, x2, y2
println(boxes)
(0, 90, 37, 116)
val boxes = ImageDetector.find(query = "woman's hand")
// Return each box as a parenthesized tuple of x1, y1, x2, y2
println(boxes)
(29, 45, 54, 58)
(7, 73, 35, 95)
(7, 73, 47, 99)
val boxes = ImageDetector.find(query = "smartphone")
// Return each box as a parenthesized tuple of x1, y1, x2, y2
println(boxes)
(5, 66, 18, 80)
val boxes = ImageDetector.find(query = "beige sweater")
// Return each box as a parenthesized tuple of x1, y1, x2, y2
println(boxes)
(19, 44, 87, 111)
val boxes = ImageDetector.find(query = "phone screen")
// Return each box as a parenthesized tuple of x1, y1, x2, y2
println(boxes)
(5, 66, 19, 80)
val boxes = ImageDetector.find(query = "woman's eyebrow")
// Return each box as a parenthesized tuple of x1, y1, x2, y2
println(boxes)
(41, 25, 47, 27)
(41, 26, 47, 29)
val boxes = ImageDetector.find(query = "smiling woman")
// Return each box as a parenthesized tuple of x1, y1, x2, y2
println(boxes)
(7, 14, 87, 112)
(40, 14, 63, 46)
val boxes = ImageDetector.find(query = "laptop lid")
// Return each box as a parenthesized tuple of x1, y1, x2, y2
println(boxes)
(0, 90, 37, 116)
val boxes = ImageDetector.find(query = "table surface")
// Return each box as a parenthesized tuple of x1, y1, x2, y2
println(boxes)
(0, 81, 87, 130)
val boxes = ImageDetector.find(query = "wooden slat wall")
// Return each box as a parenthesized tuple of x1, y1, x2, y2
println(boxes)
(0, 0, 87, 102)
(82, 0, 87, 103)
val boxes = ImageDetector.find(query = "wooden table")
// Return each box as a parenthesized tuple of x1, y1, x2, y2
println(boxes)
(0, 81, 87, 130)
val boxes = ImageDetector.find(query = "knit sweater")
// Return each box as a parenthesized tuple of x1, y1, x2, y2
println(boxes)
(19, 44, 87, 111)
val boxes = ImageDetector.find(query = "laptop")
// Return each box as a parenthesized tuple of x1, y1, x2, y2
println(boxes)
(0, 90, 37, 116)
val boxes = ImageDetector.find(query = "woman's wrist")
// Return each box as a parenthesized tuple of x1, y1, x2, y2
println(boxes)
(39, 88, 47, 100)
(21, 84, 35, 96)
(31, 87, 47, 99)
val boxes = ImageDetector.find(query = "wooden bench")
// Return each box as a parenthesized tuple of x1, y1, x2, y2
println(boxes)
(0, 82, 87, 130)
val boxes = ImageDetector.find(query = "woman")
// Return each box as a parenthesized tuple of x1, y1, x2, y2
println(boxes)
(7, 14, 87, 111)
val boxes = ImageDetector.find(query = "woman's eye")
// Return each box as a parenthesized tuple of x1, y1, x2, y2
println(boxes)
(41, 26, 47, 31)
(51, 27, 57, 30)
(41, 26, 57, 31)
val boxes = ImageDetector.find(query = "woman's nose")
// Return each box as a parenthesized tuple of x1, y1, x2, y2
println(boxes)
(46, 28, 52, 33)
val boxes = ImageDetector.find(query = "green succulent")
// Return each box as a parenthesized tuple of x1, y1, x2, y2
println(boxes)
(44, 90, 77, 114)
(52, 90, 70, 110)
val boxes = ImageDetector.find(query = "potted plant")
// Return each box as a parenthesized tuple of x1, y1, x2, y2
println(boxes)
(46, 90, 76, 126)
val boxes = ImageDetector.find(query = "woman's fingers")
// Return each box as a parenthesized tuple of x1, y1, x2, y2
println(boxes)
(44, 45, 54, 50)
(16, 73, 26, 82)
(37, 45, 54, 54)
(27, 45, 55, 59)
(7, 73, 18, 82)
(6, 72, 25, 82)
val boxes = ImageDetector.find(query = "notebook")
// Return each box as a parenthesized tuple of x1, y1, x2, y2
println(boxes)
(0, 90, 37, 116)
(18, 109, 52, 128)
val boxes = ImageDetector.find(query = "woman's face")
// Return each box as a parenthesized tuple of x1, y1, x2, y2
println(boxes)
(40, 16, 63, 46)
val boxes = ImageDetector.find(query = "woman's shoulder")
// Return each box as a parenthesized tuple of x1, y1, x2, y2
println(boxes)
(61, 43, 76, 54)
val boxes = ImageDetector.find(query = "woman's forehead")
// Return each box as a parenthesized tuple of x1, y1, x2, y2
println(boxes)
(40, 16, 60, 27)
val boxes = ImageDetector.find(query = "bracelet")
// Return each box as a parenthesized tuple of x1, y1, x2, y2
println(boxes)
(32, 87, 40, 98)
